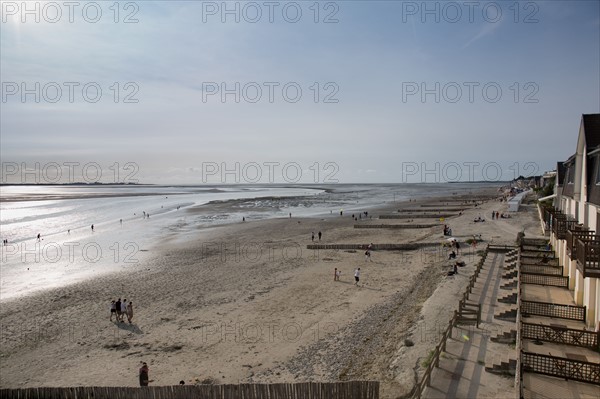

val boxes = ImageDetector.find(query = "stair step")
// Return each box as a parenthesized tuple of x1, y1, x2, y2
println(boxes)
(502, 270, 518, 279)
(495, 307, 517, 321)
(498, 293, 517, 304)
(485, 352, 517, 375)
(490, 328, 517, 344)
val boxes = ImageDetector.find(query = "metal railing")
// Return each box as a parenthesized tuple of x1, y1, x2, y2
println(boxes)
(520, 273, 569, 288)
(521, 351, 600, 384)
(566, 229, 595, 259)
(521, 300, 586, 322)
(521, 323, 599, 350)
(575, 238, 600, 278)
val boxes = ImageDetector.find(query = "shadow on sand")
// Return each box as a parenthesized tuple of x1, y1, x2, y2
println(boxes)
(113, 320, 143, 334)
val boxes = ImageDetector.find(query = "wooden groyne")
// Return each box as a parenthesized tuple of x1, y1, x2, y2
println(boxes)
(307, 243, 439, 250)
(396, 209, 465, 213)
(419, 203, 477, 208)
(0, 381, 380, 399)
(354, 224, 439, 229)
(379, 214, 456, 219)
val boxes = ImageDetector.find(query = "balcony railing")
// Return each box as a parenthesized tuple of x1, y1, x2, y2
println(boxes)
(575, 238, 600, 278)
(551, 214, 568, 239)
(522, 322, 599, 350)
(522, 351, 600, 384)
(566, 230, 597, 259)
(521, 300, 586, 322)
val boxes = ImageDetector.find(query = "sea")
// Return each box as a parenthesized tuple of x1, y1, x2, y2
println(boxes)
(0, 183, 499, 300)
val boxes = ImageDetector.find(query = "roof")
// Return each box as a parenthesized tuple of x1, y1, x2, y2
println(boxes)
(582, 113, 600, 151)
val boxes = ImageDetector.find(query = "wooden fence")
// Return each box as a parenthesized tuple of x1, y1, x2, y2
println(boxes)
(353, 224, 439, 229)
(379, 214, 456, 219)
(395, 209, 465, 213)
(306, 243, 438, 251)
(0, 381, 380, 399)
(413, 311, 457, 399)
(412, 249, 489, 398)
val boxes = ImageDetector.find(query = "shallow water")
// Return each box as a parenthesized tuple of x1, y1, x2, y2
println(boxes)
(0, 183, 497, 300)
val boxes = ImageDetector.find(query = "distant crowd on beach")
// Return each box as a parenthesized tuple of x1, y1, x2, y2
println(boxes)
(30, 207, 168, 240)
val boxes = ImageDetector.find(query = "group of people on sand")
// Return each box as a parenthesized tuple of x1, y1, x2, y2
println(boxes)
(443, 225, 453, 236)
(311, 231, 323, 241)
(351, 211, 370, 221)
(110, 298, 134, 323)
(333, 267, 362, 286)
(447, 239, 461, 259)
(491, 210, 511, 219)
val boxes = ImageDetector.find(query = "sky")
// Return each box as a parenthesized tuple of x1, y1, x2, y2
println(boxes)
(1, 0, 599, 184)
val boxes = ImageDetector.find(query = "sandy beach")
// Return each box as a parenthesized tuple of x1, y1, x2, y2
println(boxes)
(0, 186, 543, 398)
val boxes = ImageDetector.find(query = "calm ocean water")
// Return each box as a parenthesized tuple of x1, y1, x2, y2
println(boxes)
(0, 183, 497, 300)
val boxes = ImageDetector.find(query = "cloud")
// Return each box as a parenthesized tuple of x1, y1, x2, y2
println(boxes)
(462, 20, 503, 49)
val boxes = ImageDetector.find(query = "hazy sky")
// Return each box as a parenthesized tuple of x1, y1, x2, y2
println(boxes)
(1, 1, 599, 184)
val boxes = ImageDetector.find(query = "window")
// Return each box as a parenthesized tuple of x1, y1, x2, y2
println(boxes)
(567, 165, 575, 184)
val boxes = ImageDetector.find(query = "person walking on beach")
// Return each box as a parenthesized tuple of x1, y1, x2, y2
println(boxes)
(110, 300, 116, 321)
(139, 362, 151, 386)
(120, 219, 123, 225)
(121, 299, 128, 321)
(354, 268, 361, 285)
(115, 298, 122, 322)
(365, 250, 371, 262)
(37, 233, 41, 242)
(318, 231, 322, 241)
(127, 301, 134, 323)
(334, 267, 338, 281)
(311, 232, 315, 242)
(91, 224, 94, 232)
(455, 240, 460, 255)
